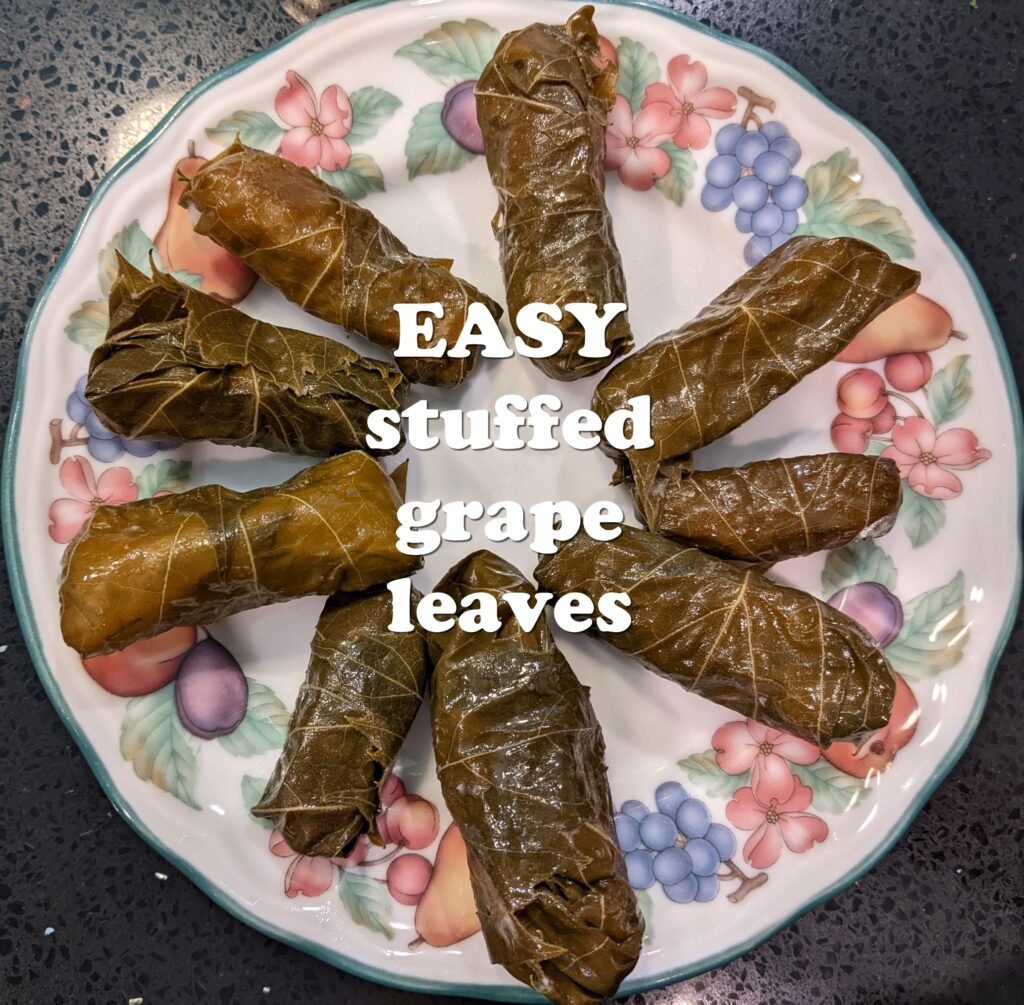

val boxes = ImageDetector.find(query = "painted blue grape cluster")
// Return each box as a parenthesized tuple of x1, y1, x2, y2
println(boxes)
(615, 781, 736, 904)
(67, 376, 176, 462)
(701, 121, 808, 267)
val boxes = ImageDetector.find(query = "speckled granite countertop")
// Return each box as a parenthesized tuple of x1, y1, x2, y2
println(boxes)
(1, 1, 1021, 1002)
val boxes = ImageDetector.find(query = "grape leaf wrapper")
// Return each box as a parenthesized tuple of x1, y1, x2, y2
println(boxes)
(476, 5, 634, 381)
(429, 551, 643, 1005)
(59, 452, 420, 657)
(86, 255, 407, 456)
(182, 140, 502, 387)
(635, 454, 902, 564)
(534, 525, 896, 747)
(592, 236, 919, 492)
(253, 585, 429, 857)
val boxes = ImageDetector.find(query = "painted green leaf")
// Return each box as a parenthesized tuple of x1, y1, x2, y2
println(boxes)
(616, 37, 660, 114)
(821, 539, 897, 597)
(927, 355, 972, 426)
(169, 267, 204, 290)
(395, 19, 499, 85)
(405, 102, 474, 179)
(134, 459, 191, 499)
(899, 486, 945, 548)
(66, 298, 109, 352)
(218, 679, 290, 757)
(321, 153, 386, 201)
(347, 87, 402, 145)
(337, 870, 393, 939)
(98, 220, 158, 294)
(678, 749, 749, 799)
(886, 571, 967, 680)
(865, 438, 887, 457)
(654, 143, 697, 206)
(790, 759, 865, 814)
(241, 774, 274, 829)
(796, 150, 914, 260)
(633, 887, 655, 945)
(206, 110, 284, 150)
(120, 683, 201, 810)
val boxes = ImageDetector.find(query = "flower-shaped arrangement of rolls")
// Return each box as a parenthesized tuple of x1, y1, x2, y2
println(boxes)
(61, 8, 921, 1003)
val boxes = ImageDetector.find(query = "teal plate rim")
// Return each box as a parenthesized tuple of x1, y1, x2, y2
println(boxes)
(3, 0, 1022, 998)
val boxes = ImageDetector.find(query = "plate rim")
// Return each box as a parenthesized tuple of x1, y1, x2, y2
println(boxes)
(3, 0, 1021, 998)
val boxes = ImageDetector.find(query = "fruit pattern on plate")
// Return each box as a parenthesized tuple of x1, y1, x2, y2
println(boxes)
(616, 781, 765, 909)
(52, 375, 178, 466)
(700, 95, 807, 266)
(241, 770, 470, 942)
(828, 293, 991, 549)
(39, 19, 990, 952)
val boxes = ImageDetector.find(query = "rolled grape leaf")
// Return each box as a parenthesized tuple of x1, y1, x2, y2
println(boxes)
(429, 551, 643, 1005)
(592, 236, 919, 491)
(534, 525, 896, 747)
(253, 585, 429, 857)
(60, 452, 420, 658)
(182, 139, 502, 387)
(476, 5, 633, 381)
(635, 454, 902, 564)
(85, 255, 407, 456)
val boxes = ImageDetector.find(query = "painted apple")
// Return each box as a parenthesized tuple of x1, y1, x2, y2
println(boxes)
(82, 625, 197, 697)
(823, 673, 920, 778)
(154, 142, 257, 304)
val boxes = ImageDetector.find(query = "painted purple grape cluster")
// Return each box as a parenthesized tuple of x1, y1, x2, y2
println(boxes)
(701, 121, 808, 267)
(67, 376, 177, 462)
(615, 781, 736, 904)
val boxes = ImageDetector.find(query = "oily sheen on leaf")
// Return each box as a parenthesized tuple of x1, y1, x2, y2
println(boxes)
(59, 452, 419, 657)
(429, 551, 643, 1005)
(86, 256, 407, 456)
(181, 140, 502, 387)
(253, 585, 430, 857)
(635, 454, 902, 564)
(476, 6, 633, 381)
(534, 525, 897, 747)
(592, 236, 919, 492)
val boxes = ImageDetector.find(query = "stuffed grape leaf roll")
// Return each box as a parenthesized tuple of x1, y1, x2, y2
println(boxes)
(253, 584, 429, 857)
(635, 454, 902, 564)
(534, 525, 896, 747)
(182, 139, 502, 387)
(85, 255, 406, 456)
(476, 5, 634, 381)
(429, 551, 643, 1005)
(592, 236, 919, 492)
(59, 452, 419, 657)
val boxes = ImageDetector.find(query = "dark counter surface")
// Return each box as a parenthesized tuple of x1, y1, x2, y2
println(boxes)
(1, 1, 1021, 1002)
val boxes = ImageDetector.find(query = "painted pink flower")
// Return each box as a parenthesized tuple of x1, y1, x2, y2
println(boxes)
(641, 55, 736, 150)
(726, 773, 828, 869)
(270, 829, 335, 898)
(48, 456, 138, 544)
(713, 719, 820, 799)
(275, 70, 353, 171)
(882, 416, 991, 500)
(604, 95, 676, 191)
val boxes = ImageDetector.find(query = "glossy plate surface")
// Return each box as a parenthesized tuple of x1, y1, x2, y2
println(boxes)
(4, 0, 1021, 998)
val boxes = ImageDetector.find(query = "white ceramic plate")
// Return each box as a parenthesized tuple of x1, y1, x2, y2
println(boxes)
(5, 0, 1021, 998)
